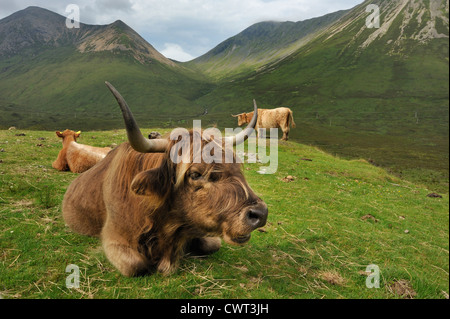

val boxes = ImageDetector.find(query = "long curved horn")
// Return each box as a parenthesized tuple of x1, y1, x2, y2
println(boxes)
(105, 81, 168, 153)
(225, 100, 258, 146)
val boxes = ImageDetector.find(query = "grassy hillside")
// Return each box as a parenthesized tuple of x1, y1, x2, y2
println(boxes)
(0, 48, 214, 130)
(0, 128, 448, 299)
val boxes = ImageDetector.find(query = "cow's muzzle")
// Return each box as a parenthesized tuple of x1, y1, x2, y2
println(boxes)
(245, 202, 268, 230)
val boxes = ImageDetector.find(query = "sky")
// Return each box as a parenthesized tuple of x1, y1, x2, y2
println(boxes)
(0, 0, 363, 62)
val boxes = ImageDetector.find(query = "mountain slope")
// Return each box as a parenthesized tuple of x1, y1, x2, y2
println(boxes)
(185, 10, 349, 79)
(0, 6, 174, 66)
(192, 0, 449, 191)
(0, 7, 212, 130)
(76, 19, 176, 66)
(195, 0, 449, 114)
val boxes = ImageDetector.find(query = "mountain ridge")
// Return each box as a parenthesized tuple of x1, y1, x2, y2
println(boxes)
(0, 6, 175, 66)
(186, 9, 350, 79)
(188, 0, 449, 81)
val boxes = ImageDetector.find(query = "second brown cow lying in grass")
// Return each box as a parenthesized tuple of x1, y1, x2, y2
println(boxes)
(52, 129, 111, 173)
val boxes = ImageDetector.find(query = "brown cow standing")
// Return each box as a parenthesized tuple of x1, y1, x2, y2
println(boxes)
(52, 130, 111, 173)
(233, 107, 296, 140)
(62, 82, 268, 277)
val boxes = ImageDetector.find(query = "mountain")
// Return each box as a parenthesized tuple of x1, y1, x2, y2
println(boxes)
(0, 6, 211, 130)
(0, 6, 174, 66)
(186, 10, 349, 79)
(193, 0, 449, 114)
(190, 0, 449, 190)
(326, 0, 449, 54)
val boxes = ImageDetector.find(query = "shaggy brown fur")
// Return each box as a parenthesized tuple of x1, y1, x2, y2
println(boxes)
(234, 107, 296, 140)
(52, 130, 111, 173)
(62, 131, 268, 277)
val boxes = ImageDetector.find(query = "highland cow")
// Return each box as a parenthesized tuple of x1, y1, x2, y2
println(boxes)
(52, 130, 111, 173)
(62, 82, 268, 277)
(233, 107, 296, 140)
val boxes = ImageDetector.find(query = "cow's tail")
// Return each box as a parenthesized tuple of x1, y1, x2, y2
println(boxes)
(288, 109, 296, 128)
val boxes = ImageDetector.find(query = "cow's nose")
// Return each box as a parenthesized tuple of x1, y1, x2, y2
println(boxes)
(245, 203, 268, 229)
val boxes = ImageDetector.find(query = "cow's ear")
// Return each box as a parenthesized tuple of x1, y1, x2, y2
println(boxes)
(75, 131, 81, 138)
(56, 131, 63, 138)
(131, 168, 160, 196)
(131, 161, 173, 199)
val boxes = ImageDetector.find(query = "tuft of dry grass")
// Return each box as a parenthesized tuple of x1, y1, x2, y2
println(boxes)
(318, 270, 346, 286)
(388, 279, 417, 299)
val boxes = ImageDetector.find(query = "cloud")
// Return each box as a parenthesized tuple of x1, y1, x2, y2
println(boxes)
(160, 43, 195, 62)
(95, 0, 134, 13)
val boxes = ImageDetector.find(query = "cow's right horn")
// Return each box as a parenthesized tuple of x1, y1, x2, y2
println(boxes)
(105, 82, 168, 153)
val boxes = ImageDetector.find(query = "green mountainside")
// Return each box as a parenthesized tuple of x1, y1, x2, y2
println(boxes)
(0, 7, 212, 130)
(191, 0, 449, 191)
(186, 10, 349, 80)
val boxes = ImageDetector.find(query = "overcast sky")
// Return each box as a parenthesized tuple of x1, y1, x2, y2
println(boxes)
(0, 0, 363, 61)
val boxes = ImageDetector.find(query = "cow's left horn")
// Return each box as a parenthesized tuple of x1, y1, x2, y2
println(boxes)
(225, 100, 258, 146)
(105, 82, 169, 153)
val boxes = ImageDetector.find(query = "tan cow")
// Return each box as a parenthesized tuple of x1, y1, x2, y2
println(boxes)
(233, 107, 296, 140)
(52, 130, 111, 173)
(61, 82, 268, 277)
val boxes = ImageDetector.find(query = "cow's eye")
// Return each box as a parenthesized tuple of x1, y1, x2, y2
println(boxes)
(209, 173, 220, 182)
(189, 172, 202, 180)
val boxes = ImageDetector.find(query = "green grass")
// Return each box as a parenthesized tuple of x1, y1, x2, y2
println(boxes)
(0, 129, 448, 299)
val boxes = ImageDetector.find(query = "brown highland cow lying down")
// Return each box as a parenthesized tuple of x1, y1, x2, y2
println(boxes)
(52, 130, 111, 173)
(62, 82, 268, 277)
